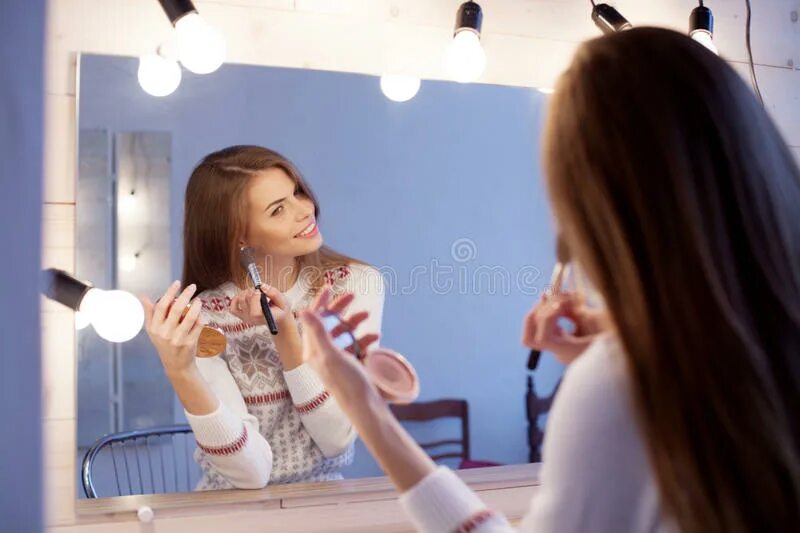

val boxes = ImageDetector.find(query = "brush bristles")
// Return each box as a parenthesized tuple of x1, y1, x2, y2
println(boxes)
(239, 246, 257, 268)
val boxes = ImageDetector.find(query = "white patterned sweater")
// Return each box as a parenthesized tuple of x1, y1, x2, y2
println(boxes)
(186, 263, 385, 490)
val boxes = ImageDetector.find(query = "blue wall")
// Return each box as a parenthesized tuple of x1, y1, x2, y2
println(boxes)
(1, 2, 45, 529)
(79, 54, 564, 478)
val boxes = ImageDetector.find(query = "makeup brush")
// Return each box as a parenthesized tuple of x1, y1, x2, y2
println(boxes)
(239, 246, 279, 335)
(527, 236, 570, 370)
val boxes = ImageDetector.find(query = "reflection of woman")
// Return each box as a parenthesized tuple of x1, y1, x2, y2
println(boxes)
(299, 29, 800, 532)
(142, 145, 384, 489)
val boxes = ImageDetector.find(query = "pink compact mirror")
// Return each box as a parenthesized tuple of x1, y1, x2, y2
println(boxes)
(320, 312, 419, 404)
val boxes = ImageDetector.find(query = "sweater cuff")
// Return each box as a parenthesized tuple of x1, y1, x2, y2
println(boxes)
(185, 403, 247, 454)
(283, 363, 328, 406)
(400, 467, 493, 533)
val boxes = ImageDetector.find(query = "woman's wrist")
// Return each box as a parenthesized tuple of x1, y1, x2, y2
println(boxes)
(345, 388, 437, 492)
(165, 364, 220, 416)
(165, 362, 201, 384)
(334, 378, 387, 424)
(273, 319, 304, 370)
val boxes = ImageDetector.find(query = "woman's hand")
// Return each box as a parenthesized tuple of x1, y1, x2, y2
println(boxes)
(298, 291, 438, 493)
(230, 284, 310, 369)
(141, 281, 205, 379)
(299, 287, 380, 405)
(308, 288, 380, 356)
(521, 291, 609, 365)
(229, 284, 294, 329)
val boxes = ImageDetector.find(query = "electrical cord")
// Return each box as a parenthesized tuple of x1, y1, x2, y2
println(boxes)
(744, 0, 765, 105)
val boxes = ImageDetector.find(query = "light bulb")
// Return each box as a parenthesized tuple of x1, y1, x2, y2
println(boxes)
(444, 30, 486, 83)
(175, 13, 226, 74)
(120, 254, 138, 273)
(691, 30, 718, 55)
(80, 288, 144, 343)
(79, 288, 105, 322)
(380, 75, 421, 102)
(75, 311, 91, 330)
(138, 54, 182, 97)
(119, 191, 137, 214)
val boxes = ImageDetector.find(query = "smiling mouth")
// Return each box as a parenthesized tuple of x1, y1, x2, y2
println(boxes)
(295, 220, 318, 238)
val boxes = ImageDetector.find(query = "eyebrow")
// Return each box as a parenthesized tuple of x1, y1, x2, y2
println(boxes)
(264, 197, 286, 211)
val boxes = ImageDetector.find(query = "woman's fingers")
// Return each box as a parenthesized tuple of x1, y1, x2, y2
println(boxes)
(522, 293, 552, 347)
(260, 284, 288, 310)
(330, 310, 369, 338)
(521, 307, 538, 348)
(229, 290, 242, 309)
(533, 299, 581, 351)
(186, 310, 206, 345)
(309, 288, 354, 317)
(140, 296, 155, 330)
(228, 291, 244, 317)
(521, 290, 601, 363)
(310, 286, 333, 313)
(298, 309, 338, 358)
(153, 280, 182, 325)
(175, 298, 203, 338)
(247, 289, 264, 315)
(347, 333, 380, 355)
(164, 283, 197, 330)
(327, 292, 355, 315)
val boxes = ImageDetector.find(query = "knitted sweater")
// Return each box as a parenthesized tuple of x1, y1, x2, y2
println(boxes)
(185, 262, 385, 490)
(399, 334, 670, 533)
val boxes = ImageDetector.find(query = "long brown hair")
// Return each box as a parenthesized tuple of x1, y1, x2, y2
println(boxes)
(181, 145, 363, 294)
(544, 28, 800, 532)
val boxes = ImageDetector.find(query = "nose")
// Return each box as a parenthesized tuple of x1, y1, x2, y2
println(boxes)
(295, 199, 314, 222)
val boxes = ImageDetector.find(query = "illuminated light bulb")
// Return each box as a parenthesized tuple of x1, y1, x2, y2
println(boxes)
(42, 269, 144, 343)
(444, 30, 486, 83)
(75, 311, 91, 330)
(444, 2, 486, 84)
(137, 54, 182, 97)
(80, 288, 145, 343)
(380, 75, 421, 102)
(691, 30, 718, 54)
(175, 12, 226, 74)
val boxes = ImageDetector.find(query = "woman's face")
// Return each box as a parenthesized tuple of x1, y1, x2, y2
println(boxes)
(240, 167, 323, 263)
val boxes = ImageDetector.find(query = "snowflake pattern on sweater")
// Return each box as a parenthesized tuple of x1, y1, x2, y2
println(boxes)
(192, 264, 360, 490)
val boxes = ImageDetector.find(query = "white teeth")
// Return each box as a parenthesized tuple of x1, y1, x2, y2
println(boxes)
(297, 221, 316, 237)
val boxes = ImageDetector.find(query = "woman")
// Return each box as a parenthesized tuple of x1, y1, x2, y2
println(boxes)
(298, 28, 800, 532)
(141, 146, 384, 489)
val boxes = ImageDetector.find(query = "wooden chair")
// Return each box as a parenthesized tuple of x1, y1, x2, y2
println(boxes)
(526, 375, 562, 462)
(390, 399, 500, 469)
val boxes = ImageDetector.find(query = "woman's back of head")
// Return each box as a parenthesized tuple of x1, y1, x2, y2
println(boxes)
(544, 27, 800, 532)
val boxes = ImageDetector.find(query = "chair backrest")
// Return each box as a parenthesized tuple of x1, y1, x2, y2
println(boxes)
(81, 424, 201, 498)
(526, 375, 562, 462)
(390, 399, 470, 463)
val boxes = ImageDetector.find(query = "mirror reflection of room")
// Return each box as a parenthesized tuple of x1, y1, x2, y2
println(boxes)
(75, 53, 554, 497)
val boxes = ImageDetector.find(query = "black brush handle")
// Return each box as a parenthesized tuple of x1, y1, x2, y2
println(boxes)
(260, 291, 279, 335)
(527, 349, 542, 371)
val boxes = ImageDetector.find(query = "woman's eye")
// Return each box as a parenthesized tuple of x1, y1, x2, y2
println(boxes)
(271, 205, 284, 217)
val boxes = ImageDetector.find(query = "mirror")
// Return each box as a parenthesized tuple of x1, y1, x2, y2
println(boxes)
(76, 53, 561, 499)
